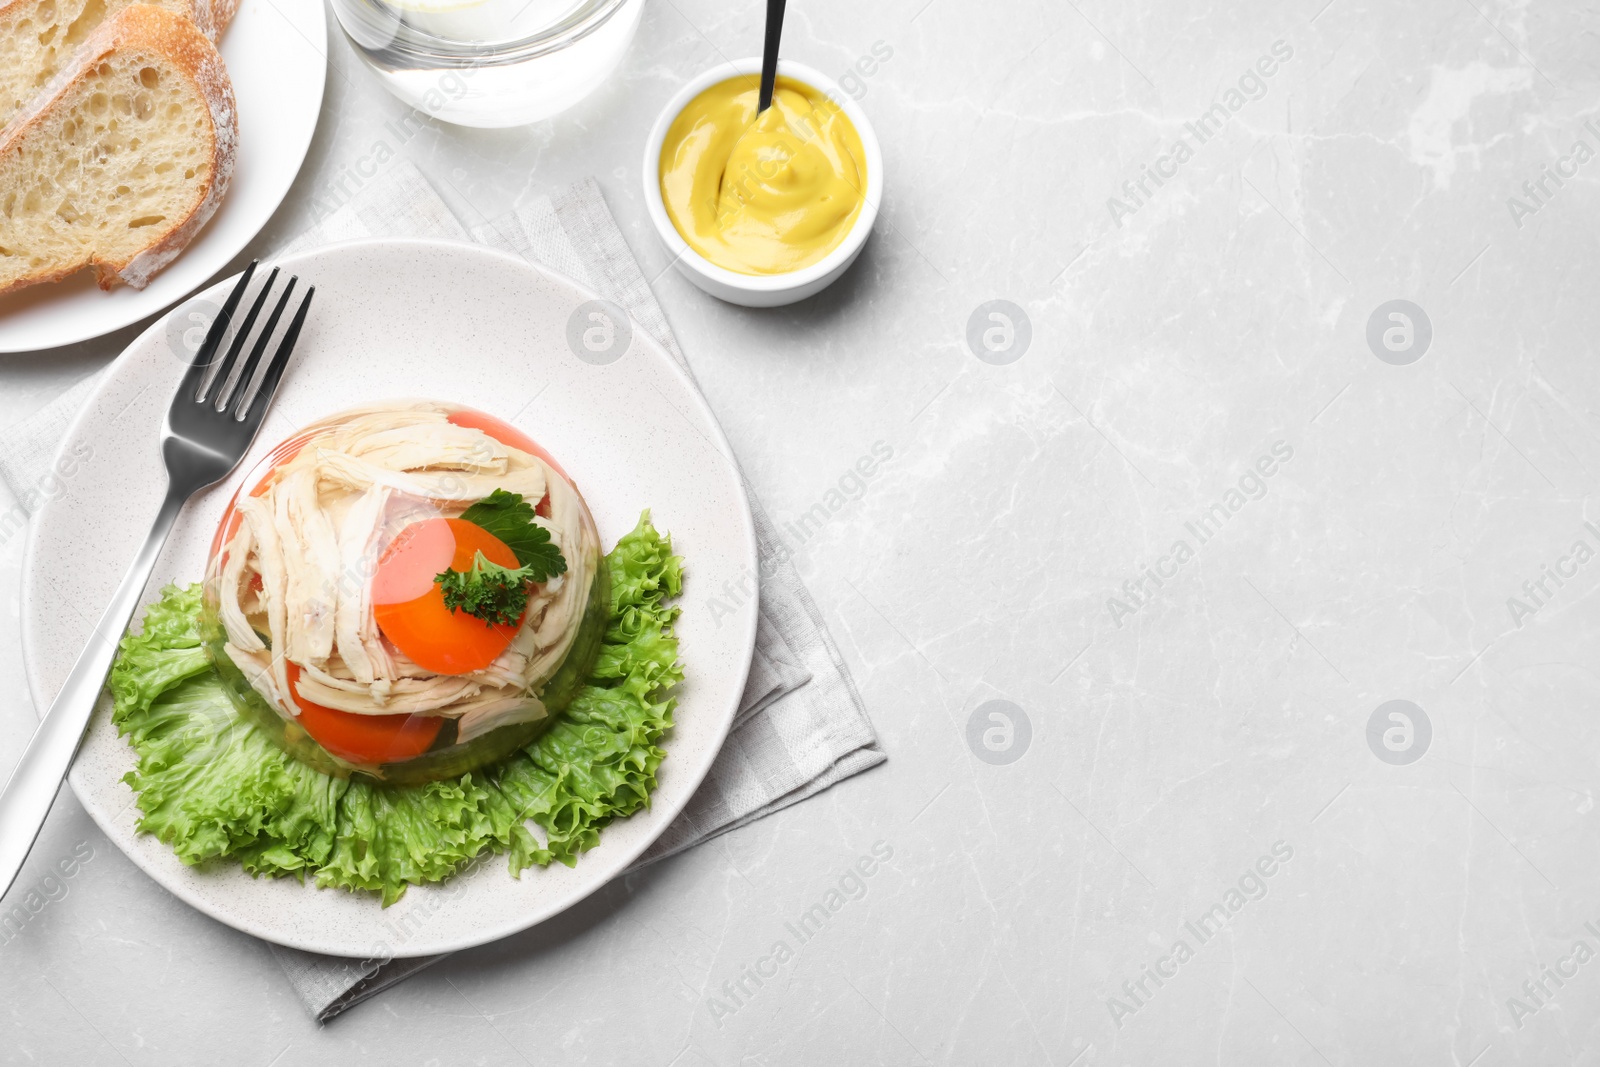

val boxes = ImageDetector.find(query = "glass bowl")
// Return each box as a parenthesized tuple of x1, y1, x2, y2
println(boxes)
(331, 0, 644, 127)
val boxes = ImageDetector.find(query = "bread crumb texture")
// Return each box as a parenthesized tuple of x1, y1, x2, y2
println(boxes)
(0, 5, 234, 293)
(0, 0, 213, 128)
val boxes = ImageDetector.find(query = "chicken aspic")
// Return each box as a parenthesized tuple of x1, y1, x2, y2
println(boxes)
(201, 400, 607, 782)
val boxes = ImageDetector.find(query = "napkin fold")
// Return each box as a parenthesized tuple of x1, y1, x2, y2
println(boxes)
(0, 162, 883, 1020)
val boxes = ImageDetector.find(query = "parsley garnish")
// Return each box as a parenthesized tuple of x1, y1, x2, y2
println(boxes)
(434, 491, 568, 627)
(457, 489, 567, 579)
(435, 552, 538, 627)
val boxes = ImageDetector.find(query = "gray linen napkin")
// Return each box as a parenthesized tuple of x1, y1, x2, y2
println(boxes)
(0, 161, 884, 1020)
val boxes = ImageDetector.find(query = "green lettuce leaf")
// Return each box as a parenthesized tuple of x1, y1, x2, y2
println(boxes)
(107, 512, 682, 906)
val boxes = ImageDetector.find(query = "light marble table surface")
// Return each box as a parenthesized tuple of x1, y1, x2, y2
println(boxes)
(4, 0, 1600, 1063)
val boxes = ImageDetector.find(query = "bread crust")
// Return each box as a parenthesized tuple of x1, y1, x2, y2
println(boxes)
(0, 4, 237, 294)
(209, 0, 239, 34)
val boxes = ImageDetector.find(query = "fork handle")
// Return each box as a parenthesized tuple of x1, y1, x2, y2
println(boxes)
(0, 481, 186, 902)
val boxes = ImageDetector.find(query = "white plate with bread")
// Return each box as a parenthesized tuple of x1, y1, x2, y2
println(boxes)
(0, 0, 325, 353)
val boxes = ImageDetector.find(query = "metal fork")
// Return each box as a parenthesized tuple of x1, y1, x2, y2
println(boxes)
(0, 262, 313, 902)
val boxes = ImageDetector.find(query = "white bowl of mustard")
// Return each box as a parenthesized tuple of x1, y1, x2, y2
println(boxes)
(643, 58, 883, 308)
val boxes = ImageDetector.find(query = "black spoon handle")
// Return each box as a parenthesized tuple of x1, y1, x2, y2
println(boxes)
(758, 0, 787, 112)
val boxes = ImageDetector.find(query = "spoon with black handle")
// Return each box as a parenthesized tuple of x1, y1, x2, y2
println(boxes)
(757, 0, 786, 112)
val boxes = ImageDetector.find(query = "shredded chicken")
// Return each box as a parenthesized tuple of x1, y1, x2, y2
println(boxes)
(209, 401, 598, 748)
(217, 517, 263, 653)
(314, 451, 546, 506)
(333, 485, 390, 684)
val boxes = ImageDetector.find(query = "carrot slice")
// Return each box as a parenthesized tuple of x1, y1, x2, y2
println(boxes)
(372, 517, 524, 675)
(284, 662, 442, 764)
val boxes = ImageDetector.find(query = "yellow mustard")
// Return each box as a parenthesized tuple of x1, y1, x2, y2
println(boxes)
(659, 75, 867, 275)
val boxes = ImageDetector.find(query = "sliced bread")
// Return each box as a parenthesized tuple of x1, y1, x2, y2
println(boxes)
(0, 4, 237, 294)
(0, 0, 231, 129)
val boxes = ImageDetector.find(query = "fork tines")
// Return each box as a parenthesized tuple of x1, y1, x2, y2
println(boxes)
(183, 261, 316, 421)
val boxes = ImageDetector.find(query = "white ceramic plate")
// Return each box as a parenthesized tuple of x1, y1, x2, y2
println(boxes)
(0, 0, 327, 354)
(20, 239, 759, 957)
